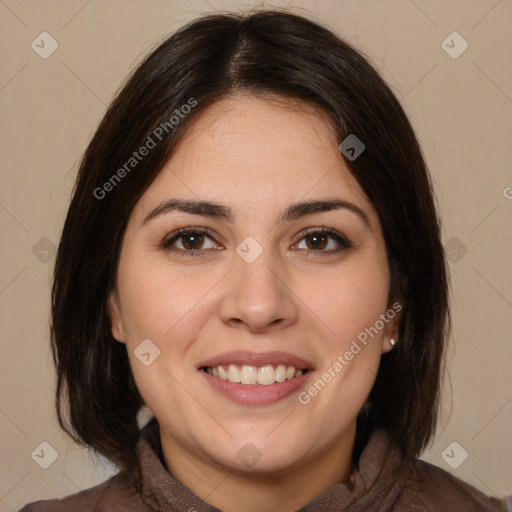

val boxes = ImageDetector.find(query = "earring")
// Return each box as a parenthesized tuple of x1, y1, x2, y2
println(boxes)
(390, 338, 396, 347)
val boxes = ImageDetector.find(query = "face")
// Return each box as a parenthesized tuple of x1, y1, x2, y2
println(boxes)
(108, 93, 399, 476)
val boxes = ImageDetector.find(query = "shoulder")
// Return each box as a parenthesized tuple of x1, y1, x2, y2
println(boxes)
(17, 473, 152, 512)
(398, 458, 510, 512)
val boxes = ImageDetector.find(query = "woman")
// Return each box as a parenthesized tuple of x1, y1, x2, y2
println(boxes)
(20, 9, 509, 512)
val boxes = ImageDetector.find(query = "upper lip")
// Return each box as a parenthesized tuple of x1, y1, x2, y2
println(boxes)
(198, 350, 315, 369)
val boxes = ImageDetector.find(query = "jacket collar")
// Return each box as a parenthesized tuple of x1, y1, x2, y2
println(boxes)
(137, 419, 411, 511)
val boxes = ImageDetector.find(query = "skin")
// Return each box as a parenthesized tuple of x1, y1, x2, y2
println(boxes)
(108, 93, 399, 512)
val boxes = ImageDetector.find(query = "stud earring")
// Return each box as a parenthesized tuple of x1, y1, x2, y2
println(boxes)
(390, 338, 396, 347)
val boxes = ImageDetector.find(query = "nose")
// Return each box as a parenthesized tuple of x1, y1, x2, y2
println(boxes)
(219, 252, 299, 334)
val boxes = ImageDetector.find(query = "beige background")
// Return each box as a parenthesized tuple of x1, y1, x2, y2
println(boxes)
(1, 0, 511, 510)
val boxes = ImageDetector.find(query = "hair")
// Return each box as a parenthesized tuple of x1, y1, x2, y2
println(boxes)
(51, 9, 449, 487)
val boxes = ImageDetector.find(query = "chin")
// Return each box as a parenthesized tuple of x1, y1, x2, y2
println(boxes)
(208, 435, 309, 474)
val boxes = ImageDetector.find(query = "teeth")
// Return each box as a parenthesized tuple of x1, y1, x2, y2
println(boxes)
(227, 364, 241, 383)
(240, 365, 258, 384)
(275, 364, 287, 382)
(258, 366, 275, 386)
(205, 364, 307, 385)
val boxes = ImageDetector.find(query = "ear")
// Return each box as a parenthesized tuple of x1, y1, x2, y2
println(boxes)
(380, 301, 402, 354)
(107, 290, 126, 343)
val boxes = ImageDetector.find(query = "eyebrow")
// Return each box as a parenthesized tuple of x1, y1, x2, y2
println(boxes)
(142, 198, 370, 227)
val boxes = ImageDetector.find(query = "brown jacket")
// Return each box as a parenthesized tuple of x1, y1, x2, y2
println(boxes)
(19, 420, 510, 511)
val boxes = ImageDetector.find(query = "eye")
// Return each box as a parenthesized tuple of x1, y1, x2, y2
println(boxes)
(162, 228, 221, 255)
(293, 228, 352, 254)
(161, 226, 352, 257)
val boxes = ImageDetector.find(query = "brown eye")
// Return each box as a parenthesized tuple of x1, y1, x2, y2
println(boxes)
(294, 229, 352, 253)
(181, 233, 205, 250)
(304, 233, 329, 250)
(163, 228, 219, 255)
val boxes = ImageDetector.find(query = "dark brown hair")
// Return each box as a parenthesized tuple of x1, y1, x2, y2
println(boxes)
(51, 9, 449, 484)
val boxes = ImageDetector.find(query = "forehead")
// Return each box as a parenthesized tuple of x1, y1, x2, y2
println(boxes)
(133, 94, 375, 222)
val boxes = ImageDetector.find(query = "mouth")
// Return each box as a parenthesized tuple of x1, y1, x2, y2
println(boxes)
(201, 364, 309, 385)
(197, 350, 314, 405)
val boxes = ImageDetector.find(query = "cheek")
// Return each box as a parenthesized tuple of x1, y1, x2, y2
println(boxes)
(116, 254, 220, 344)
(296, 261, 390, 349)
(297, 258, 390, 410)
(114, 255, 217, 415)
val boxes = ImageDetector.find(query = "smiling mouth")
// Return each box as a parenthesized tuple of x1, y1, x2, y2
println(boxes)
(202, 364, 309, 385)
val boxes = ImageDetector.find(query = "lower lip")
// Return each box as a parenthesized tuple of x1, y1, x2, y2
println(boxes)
(200, 369, 313, 406)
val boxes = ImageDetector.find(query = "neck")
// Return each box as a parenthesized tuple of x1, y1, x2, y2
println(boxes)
(160, 422, 356, 512)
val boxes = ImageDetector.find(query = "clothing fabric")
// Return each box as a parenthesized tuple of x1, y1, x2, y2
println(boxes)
(19, 420, 510, 511)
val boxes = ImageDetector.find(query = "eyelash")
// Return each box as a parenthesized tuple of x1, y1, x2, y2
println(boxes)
(161, 227, 353, 258)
